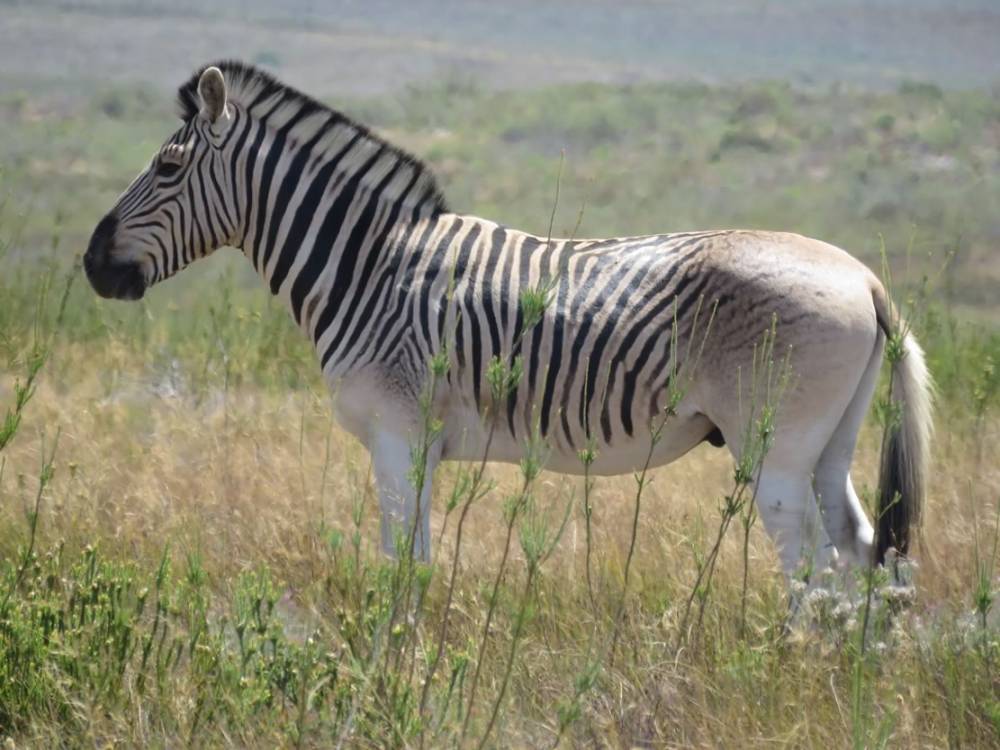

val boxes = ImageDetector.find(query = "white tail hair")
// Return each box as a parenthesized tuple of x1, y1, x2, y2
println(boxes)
(871, 281, 934, 563)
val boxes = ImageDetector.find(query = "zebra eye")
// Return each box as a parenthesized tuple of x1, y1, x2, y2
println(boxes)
(156, 160, 182, 178)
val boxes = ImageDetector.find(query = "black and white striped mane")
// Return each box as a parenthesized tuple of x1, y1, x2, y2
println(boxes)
(175, 60, 449, 214)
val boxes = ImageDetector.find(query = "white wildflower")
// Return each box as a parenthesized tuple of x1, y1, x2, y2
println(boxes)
(804, 587, 832, 608)
(832, 600, 854, 622)
(882, 584, 916, 609)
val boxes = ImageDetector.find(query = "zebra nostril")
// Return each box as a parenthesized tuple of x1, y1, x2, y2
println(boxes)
(86, 214, 119, 265)
(94, 213, 118, 239)
(85, 214, 119, 286)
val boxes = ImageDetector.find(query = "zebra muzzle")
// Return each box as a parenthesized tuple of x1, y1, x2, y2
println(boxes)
(84, 215, 147, 301)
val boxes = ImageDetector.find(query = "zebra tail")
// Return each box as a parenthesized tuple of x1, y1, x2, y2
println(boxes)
(871, 281, 934, 565)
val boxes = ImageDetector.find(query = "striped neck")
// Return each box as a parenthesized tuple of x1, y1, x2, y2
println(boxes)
(235, 115, 445, 324)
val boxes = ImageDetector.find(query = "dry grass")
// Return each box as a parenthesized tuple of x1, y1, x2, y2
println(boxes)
(2, 338, 998, 747)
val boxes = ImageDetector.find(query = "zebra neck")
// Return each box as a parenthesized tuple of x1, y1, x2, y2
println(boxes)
(235, 122, 445, 360)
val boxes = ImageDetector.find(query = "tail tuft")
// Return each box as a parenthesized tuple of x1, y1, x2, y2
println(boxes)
(873, 293, 934, 564)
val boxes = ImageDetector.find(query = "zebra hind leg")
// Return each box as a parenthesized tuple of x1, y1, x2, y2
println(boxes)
(371, 429, 439, 563)
(752, 464, 838, 585)
(813, 331, 883, 570)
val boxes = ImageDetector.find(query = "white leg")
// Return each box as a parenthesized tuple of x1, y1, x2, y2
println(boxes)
(814, 467, 874, 568)
(754, 467, 837, 581)
(813, 334, 883, 569)
(843, 475, 874, 563)
(371, 429, 439, 562)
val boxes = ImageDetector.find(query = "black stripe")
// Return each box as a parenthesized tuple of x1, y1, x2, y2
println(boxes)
(597, 244, 709, 439)
(207, 155, 236, 235)
(538, 265, 570, 440)
(227, 110, 255, 222)
(251, 108, 314, 268)
(359, 217, 444, 376)
(289, 146, 387, 323)
(194, 151, 220, 249)
(340, 246, 410, 367)
(561, 246, 650, 440)
(267, 132, 364, 294)
(318, 165, 417, 368)
(420, 217, 462, 353)
(479, 226, 506, 399)
(521, 235, 550, 406)
(619, 273, 713, 435)
(455, 224, 484, 406)
(258, 119, 333, 271)
(240, 122, 270, 254)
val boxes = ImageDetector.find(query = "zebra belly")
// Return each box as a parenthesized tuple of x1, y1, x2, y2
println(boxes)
(439, 402, 717, 476)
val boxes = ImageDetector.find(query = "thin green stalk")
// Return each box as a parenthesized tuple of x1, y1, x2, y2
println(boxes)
(458, 477, 532, 743)
(417, 421, 497, 720)
(475, 560, 538, 750)
(677, 320, 785, 649)
(475, 487, 570, 750)
(421, 270, 554, 736)
(611, 297, 717, 663)
(739, 488, 759, 638)
(1, 431, 59, 612)
(580, 442, 597, 612)
(608, 412, 666, 666)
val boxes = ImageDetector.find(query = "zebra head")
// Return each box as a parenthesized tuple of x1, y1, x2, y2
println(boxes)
(84, 66, 235, 300)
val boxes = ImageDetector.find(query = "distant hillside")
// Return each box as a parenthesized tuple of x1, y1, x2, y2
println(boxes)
(1, 0, 998, 99)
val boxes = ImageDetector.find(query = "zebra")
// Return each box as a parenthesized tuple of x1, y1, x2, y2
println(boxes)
(84, 62, 932, 583)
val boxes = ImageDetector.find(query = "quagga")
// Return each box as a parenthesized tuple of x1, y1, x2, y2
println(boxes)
(84, 62, 932, 581)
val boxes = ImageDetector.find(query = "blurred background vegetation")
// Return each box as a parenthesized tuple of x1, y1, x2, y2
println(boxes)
(2, 0, 999, 329)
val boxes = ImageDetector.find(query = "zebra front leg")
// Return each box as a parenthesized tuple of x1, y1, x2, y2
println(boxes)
(371, 429, 440, 563)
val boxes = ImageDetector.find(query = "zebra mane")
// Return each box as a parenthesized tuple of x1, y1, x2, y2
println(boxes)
(176, 60, 448, 214)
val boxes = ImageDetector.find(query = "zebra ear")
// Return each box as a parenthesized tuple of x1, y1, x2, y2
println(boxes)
(197, 66, 230, 131)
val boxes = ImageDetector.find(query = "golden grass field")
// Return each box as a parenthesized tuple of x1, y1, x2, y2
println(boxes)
(1, 320, 998, 746)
